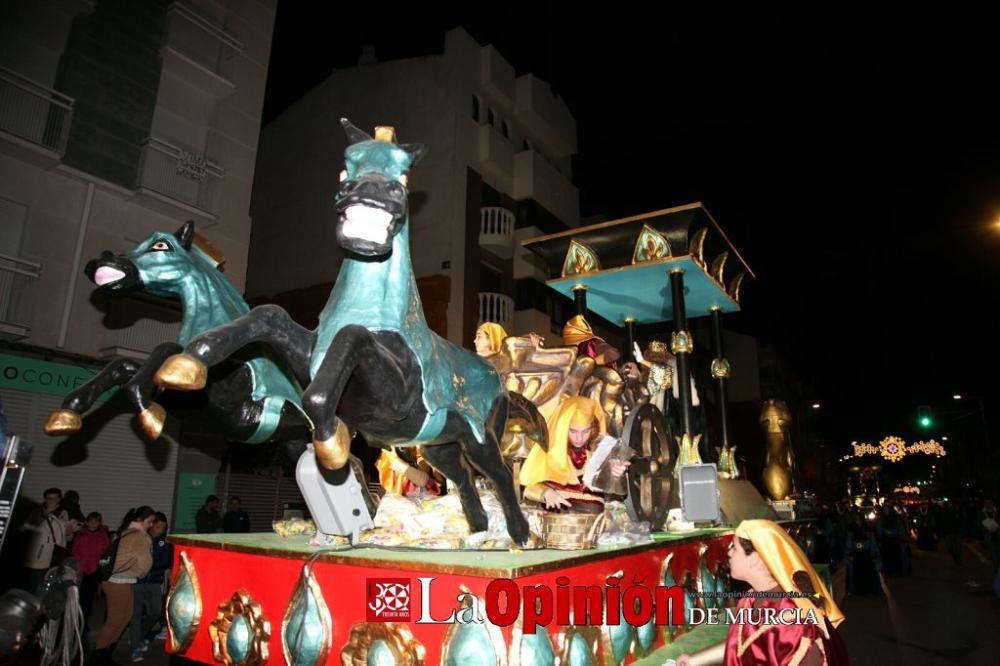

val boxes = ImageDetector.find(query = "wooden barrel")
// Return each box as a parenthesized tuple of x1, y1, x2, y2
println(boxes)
(543, 512, 605, 550)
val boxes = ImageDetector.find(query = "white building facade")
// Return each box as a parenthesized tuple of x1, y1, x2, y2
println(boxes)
(0, 0, 275, 529)
(248, 28, 582, 347)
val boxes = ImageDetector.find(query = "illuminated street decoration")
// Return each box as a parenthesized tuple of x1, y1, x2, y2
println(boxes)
(846, 437, 946, 461)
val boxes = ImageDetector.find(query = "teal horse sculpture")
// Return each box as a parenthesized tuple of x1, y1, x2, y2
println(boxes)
(155, 120, 531, 545)
(44, 221, 309, 445)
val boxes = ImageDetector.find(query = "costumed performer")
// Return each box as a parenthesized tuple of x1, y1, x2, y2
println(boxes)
(678, 519, 848, 666)
(375, 448, 442, 497)
(474, 322, 543, 357)
(518, 396, 631, 513)
(563, 314, 620, 368)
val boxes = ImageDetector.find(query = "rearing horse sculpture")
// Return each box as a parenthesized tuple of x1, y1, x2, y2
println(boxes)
(155, 120, 531, 545)
(44, 222, 309, 445)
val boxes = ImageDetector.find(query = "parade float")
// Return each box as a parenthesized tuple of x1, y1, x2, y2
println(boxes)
(53, 121, 823, 665)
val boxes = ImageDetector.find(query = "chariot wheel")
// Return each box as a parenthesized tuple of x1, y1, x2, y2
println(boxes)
(622, 403, 673, 526)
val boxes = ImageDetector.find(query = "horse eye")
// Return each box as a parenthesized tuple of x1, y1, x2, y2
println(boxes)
(150, 240, 172, 252)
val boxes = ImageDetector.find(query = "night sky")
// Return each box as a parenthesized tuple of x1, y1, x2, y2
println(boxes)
(262, 8, 1000, 448)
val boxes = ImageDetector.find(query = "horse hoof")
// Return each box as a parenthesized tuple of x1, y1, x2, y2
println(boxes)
(155, 354, 207, 390)
(44, 409, 81, 436)
(139, 403, 166, 440)
(314, 420, 351, 470)
(518, 531, 546, 550)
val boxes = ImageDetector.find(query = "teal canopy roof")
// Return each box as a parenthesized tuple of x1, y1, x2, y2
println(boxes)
(522, 203, 754, 326)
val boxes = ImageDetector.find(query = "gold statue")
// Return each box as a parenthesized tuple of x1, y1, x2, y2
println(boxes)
(718, 445, 739, 479)
(760, 400, 794, 500)
(674, 433, 703, 474)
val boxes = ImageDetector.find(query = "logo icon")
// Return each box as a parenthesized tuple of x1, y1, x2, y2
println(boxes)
(367, 578, 411, 622)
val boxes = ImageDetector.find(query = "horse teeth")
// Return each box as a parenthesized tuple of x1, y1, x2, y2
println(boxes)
(94, 266, 125, 286)
(342, 205, 392, 244)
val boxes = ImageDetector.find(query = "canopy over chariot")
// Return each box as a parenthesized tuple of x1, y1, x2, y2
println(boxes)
(489, 203, 754, 530)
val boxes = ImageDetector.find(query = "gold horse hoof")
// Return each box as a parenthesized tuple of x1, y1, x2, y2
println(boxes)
(520, 531, 546, 550)
(44, 409, 82, 436)
(139, 403, 167, 440)
(313, 420, 351, 470)
(155, 354, 207, 390)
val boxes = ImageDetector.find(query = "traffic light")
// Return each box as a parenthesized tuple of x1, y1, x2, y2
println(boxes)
(917, 405, 932, 428)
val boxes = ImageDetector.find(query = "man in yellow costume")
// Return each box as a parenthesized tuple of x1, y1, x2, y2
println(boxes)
(519, 397, 630, 513)
(678, 519, 848, 665)
(374, 448, 441, 496)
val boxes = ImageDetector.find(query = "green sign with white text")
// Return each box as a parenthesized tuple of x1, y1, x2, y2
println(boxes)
(0, 353, 110, 398)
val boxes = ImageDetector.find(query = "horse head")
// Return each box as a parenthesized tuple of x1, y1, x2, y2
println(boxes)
(760, 399, 792, 434)
(334, 118, 426, 257)
(85, 221, 223, 299)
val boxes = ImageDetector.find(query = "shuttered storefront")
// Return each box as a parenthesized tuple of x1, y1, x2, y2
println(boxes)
(215, 472, 306, 531)
(2, 388, 180, 530)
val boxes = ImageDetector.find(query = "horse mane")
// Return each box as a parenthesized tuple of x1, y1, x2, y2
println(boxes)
(193, 232, 226, 271)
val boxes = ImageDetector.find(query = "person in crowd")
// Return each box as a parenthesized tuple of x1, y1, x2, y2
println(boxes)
(877, 502, 905, 576)
(940, 501, 964, 566)
(195, 495, 221, 534)
(71, 511, 111, 629)
(899, 504, 913, 576)
(914, 501, 937, 550)
(845, 513, 882, 595)
(129, 513, 173, 661)
(21, 487, 74, 594)
(222, 497, 251, 533)
(981, 498, 999, 573)
(93, 507, 155, 666)
(59, 490, 86, 538)
(677, 519, 848, 665)
(811, 503, 834, 566)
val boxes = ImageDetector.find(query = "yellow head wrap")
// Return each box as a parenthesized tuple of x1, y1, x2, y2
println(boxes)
(476, 322, 507, 354)
(519, 397, 607, 487)
(735, 520, 845, 629)
(375, 448, 426, 495)
(562, 315, 598, 347)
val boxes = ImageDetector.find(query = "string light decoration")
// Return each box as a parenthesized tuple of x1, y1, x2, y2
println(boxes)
(880, 436, 907, 462)
(907, 440, 947, 457)
(845, 437, 946, 462)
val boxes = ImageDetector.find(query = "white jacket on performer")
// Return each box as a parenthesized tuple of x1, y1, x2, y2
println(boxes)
(23, 512, 68, 570)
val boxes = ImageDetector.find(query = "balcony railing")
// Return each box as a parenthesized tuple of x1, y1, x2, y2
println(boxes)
(0, 253, 42, 339)
(479, 292, 514, 333)
(100, 317, 181, 360)
(137, 136, 223, 214)
(165, 2, 242, 82)
(479, 206, 515, 256)
(0, 66, 73, 155)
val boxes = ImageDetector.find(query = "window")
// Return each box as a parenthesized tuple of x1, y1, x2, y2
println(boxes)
(479, 263, 502, 294)
(0, 197, 27, 256)
(471, 95, 481, 123)
(501, 120, 511, 139)
(487, 108, 496, 127)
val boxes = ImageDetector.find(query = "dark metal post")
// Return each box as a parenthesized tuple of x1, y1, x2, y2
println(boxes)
(669, 270, 694, 436)
(710, 307, 731, 448)
(624, 317, 636, 364)
(573, 285, 587, 316)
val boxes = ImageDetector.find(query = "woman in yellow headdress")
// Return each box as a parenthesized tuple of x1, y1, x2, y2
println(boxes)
(519, 397, 630, 513)
(563, 315, 620, 368)
(474, 322, 508, 358)
(678, 519, 848, 666)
